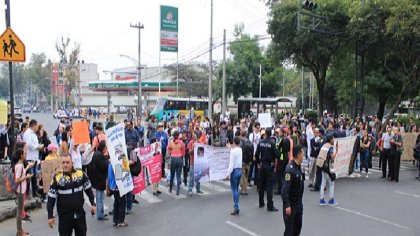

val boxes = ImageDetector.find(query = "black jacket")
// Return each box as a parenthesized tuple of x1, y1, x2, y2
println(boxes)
(281, 160, 304, 208)
(89, 151, 109, 191)
(47, 169, 95, 220)
(255, 138, 277, 166)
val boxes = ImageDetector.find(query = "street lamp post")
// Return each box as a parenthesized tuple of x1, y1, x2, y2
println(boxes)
(120, 55, 144, 117)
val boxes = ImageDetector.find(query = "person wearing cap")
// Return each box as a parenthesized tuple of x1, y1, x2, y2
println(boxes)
(255, 127, 279, 212)
(45, 143, 59, 161)
(155, 122, 168, 178)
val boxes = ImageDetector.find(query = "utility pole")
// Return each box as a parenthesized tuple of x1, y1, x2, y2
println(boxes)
(259, 64, 262, 98)
(5, 0, 15, 149)
(282, 75, 285, 97)
(301, 69, 304, 114)
(208, 0, 213, 123)
(130, 22, 144, 116)
(222, 29, 226, 117)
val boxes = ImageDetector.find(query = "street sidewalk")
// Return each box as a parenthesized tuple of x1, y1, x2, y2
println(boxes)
(0, 198, 42, 222)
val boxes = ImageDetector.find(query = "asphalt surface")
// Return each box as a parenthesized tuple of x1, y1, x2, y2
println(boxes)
(1, 112, 419, 236)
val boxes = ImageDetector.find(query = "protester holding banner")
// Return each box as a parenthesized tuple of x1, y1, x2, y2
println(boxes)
(319, 135, 338, 206)
(90, 141, 109, 221)
(226, 137, 242, 215)
(155, 122, 168, 178)
(107, 162, 128, 227)
(187, 131, 203, 196)
(167, 131, 185, 195)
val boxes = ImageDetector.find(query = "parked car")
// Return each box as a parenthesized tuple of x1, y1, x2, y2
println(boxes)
(53, 110, 68, 119)
(22, 104, 32, 113)
(14, 107, 22, 117)
(32, 106, 41, 113)
(118, 106, 128, 114)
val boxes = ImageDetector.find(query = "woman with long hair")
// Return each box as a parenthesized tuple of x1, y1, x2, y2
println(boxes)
(226, 137, 242, 215)
(13, 147, 34, 236)
(211, 126, 221, 147)
(59, 131, 69, 156)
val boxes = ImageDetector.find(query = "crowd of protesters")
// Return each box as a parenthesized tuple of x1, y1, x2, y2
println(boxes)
(2, 110, 420, 236)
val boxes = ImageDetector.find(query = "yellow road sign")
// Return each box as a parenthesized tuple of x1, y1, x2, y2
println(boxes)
(0, 27, 25, 62)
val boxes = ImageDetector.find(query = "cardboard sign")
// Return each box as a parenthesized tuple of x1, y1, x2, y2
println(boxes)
(72, 121, 90, 145)
(41, 159, 62, 193)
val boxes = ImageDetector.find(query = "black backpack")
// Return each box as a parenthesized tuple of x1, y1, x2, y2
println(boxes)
(129, 150, 141, 176)
(242, 139, 254, 163)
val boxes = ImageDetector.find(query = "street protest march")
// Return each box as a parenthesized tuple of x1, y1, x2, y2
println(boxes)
(194, 144, 231, 182)
(105, 123, 133, 196)
(133, 142, 162, 194)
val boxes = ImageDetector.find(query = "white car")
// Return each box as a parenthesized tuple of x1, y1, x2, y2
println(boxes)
(14, 107, 23, 117)
(53, 110, 68, 119)
(118, 106, 128, 114)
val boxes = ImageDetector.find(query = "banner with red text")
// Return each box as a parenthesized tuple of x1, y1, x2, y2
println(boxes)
(133, 142, 162, 194)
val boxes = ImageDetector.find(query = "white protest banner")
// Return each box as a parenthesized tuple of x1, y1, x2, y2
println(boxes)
(105, 123, 133, 196)
(333, 136, 356, 179)
(258, 113, 272, 128)
(194, 144, 231, 182)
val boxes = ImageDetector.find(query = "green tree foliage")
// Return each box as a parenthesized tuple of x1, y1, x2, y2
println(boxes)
(268, 0, 350, 117)
(215, 24, 282, 102)
(166, 63, 209, 98)
(25, 53, 51, 103)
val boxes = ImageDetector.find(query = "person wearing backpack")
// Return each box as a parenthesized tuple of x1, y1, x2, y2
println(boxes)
(239, 130, 253, 195)
(13, 147, 34, 236)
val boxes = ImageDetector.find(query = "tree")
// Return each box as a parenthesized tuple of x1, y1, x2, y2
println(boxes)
(0, 62, 26, 103)
(166, 63, 209, 98)
(268, 0, 350, 117)
(55, 36, 81, 98)
(25, 53, 51, 104)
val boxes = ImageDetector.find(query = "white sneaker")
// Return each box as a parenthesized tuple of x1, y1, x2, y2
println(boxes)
(365, 174, 369, 179)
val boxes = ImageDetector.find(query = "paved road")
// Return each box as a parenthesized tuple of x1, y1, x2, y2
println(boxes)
(2, 112, 419, 235)
(1, 164, 419, 235)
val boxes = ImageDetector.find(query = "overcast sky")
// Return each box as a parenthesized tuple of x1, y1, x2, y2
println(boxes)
(1, 0, 269, 79)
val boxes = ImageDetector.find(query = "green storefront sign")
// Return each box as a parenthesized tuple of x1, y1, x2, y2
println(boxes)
(160, 5, 178, 52)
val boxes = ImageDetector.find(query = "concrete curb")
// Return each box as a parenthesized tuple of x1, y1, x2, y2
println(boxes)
(0, 198, 42, 222)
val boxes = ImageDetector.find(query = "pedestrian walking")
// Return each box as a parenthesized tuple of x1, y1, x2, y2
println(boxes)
(90, 141, 109, 221)
(226, 137, 242, 215)
(13, 148, 34, 236)
(281, 145, 305, 236)
(255, 128, 278, 212)
(360, 129, 371, 178)
(47, 154, 96, 236)
(239, 130, 253, 195)
(382, 126, 392, 179)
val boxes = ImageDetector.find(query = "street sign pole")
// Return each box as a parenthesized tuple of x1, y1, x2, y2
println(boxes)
(5, 0, 15, 150)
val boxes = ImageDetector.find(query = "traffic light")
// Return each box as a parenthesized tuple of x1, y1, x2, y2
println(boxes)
(301, 0, 318, 11)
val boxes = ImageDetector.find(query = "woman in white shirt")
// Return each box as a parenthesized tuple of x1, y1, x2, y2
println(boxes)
(226, 137, 242, 215)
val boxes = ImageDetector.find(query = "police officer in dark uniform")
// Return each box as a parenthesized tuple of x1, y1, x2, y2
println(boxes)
(255, 128, 278, 212)
(281, 145, 305, 236)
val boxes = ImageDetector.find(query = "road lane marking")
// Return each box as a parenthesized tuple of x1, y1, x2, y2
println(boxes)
(137, 191, 163, 203)
(201, 182, 229, 192)
(333, 206, 411, 230)
(395, 191, 420, 199)
(180, 184, 210, 195)
(158, 185, 187, 199)
(226, 221, 259, 236)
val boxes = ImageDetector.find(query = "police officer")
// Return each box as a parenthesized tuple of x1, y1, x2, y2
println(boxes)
(255, 128, 278, 212)
(281, 145, 305, 236)
(47, 154, 96, 236)
(275, 128, 290, 195)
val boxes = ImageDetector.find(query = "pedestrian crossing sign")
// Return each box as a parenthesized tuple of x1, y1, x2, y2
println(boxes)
(0, 27, 25, 62)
